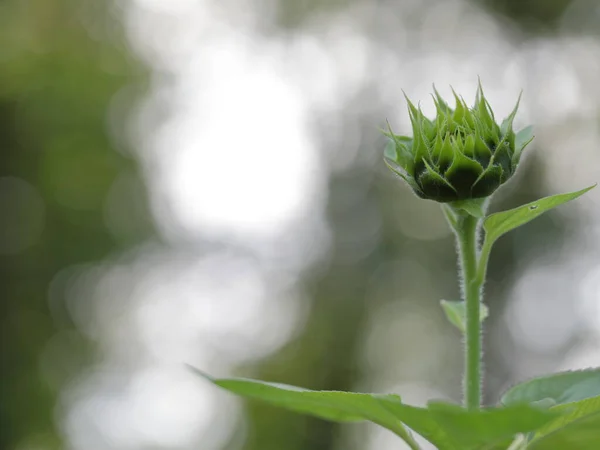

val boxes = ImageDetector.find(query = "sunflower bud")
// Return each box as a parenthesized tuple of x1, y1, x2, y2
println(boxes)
(384, 83, 533, 203)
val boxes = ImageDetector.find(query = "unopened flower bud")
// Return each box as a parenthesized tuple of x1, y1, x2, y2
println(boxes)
(384, 83, 533, 203)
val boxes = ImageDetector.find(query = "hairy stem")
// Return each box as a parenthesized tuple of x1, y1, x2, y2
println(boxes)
(455, 213, 482, 410)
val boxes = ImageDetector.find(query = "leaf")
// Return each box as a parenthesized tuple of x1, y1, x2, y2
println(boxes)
(528, 410, 600, 449)
(440, 300, 489, 333)
(502, 370, 600, 448)
(451, 199, 486, 218)
(192, 369, 560, 450)
(384, 400, 560, 449)
(506, 434, 528, 450)
(422, 402, 560, 449)
(502, 368, 600, 406)
(532, 396, 600, 442)
(190, 368, 423, 449)
(483, 185, 596, 248)
(379, 399, 462, 449)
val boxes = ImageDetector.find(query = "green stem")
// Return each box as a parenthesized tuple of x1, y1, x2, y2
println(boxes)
(506, 434, 528, 450)
(455, 213, 483, 410)
(476, 239, 493, 288)
(397, 429, 422, 450)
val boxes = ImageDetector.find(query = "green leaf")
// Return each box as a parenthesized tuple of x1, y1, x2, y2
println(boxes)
(531, 396, 600, 444)
(483, 185, 596, 249)
(379, 399, 462, 449)
(506, 434, 528, 450)
(440, 300, 489, 333)
(450, 199, 486, 218)
(422, 402, 560, 449)
(191, 368, 422, 449)
(192, 369, 560, 450)
(503, 374, 600, 449)
(383, 400, 560, 449)
(528, 410, 600, 449)
(502, 368, 600, 406)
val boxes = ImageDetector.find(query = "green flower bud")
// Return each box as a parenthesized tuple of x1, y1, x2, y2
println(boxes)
(384, 83, 533, 203)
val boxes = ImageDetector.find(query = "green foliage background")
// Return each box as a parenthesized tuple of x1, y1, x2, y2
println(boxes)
(0, 1, 150, 448)
(0, 0, 596, 449)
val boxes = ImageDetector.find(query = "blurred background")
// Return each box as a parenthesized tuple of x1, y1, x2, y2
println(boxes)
(2, 0, 600, 449)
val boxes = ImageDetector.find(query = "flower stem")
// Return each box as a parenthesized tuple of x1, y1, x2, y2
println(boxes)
(455, 213, 482, 410)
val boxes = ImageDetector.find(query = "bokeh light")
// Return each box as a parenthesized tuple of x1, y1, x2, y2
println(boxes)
(2, 0, 600, 449)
